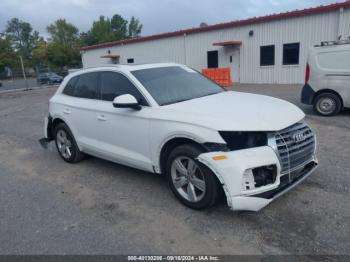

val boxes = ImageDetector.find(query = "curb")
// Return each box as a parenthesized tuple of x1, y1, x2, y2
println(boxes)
(0, 85, 58, 94)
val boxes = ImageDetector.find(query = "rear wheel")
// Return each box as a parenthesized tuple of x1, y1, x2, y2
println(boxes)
(314, 92, 342, 116)
(166, 144, 220, 209)
(54, 123, 84, 163)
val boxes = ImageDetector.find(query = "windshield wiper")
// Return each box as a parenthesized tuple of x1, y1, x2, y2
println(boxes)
(161, 98, 192, 106)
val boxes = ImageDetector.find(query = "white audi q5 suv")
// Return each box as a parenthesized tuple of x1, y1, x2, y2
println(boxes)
(41, 63, 318, 211)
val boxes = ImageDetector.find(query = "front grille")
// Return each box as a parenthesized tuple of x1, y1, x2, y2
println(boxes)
(274, 122, 315, 174)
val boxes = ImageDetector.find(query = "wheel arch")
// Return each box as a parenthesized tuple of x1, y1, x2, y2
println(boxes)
(158, 136, 206, 175)
(158, 136, 229, 207)
(49, 117, 73, 139)
(313, 89, 344, 109)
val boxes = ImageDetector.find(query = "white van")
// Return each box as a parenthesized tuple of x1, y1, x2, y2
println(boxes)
(301, 40, 350, 116)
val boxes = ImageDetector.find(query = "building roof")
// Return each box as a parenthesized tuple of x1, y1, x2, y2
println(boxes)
(81, 1, 350, 51)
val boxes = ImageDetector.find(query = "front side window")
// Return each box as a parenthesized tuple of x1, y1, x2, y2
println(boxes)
(100, 71, 148, 105)
(283, 43, 300, 65)
(132, 66, 225, 106)
(73, 72, 99, 99)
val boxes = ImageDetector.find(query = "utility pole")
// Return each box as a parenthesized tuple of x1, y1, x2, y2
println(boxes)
(19, 55, 29, 90)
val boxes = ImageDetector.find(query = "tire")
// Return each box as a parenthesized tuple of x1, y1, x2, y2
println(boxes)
(166, 144, 220, 209)
(313, 92, 342, 116)
(54, 123, 84, 163)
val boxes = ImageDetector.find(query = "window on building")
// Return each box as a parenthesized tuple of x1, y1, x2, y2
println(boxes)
(127, 58, 134, 64)
(73, 72, 99, 99)
(260, 45, 275, 66)
(207, 50, 218, 68)
(100, 71, 148, 105)
(283, 43, 300, 65)
(62, 76, 79, 96)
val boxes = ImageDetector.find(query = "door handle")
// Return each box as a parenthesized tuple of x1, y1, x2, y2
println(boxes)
(97, 115, 107, 121)
(63, 108, 71, 115)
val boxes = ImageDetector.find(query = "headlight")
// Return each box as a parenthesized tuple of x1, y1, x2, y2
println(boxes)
(219, 131, 267, 151)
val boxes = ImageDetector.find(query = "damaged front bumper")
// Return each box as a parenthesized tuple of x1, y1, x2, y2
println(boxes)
(197, 146, 318, 211)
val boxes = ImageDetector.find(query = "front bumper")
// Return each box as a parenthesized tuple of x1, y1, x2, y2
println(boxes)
(197, 146, 318, 211)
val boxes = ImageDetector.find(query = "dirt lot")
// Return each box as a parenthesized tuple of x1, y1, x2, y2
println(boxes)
(0, 84, 349, 255)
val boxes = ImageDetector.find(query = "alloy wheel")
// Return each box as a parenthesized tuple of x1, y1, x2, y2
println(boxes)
(170, 156, 206, 202)
(56, 129, 73, 159)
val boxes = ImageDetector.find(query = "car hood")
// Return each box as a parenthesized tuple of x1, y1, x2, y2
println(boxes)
(156, 91, 305, 131)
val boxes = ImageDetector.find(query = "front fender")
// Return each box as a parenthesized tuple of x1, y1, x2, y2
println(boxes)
(150, 120, 225, 173)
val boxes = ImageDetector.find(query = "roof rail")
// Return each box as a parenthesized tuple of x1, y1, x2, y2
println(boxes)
(315, 38, 350, 47)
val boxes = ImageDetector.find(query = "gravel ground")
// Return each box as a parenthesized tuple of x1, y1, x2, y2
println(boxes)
(0, 84, 349, 255)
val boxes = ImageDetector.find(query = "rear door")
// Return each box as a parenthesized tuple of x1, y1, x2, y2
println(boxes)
(63, 72, 101, 151)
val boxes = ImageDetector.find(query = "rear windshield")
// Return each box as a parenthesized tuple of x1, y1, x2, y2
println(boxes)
(131, 66, 224, 106)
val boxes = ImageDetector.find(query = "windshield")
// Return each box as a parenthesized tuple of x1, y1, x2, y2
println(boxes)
(131, 66, 225, 105)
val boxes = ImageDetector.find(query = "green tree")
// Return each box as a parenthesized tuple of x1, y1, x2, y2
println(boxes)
(111, 14, 127, 39)
(127, 16, 142, 38)
(47, 19, 79, 47)
(32, 40, 48, 66)
(79, 32, 97, 46)
(80, 14, 143, 46)
(0, 37, 18, 72)
(46, 19, 81, 68)
(89, 16, 115, 44)
(5, 18, 40, 59)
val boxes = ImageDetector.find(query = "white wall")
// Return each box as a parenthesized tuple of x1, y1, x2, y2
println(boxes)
(82, 9, 349, 84)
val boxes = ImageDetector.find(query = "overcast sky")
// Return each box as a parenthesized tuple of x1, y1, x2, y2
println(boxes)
(0, 0, 339, 38)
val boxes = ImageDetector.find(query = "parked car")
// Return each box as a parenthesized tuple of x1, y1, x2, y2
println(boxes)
(301, 40, 350, 116)
(37, 72, 63, 85)
(40, 63, 318, 211)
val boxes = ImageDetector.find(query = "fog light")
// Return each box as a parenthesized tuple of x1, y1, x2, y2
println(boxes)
(242, 165, 277, 191)
(252, 165, 277, 187)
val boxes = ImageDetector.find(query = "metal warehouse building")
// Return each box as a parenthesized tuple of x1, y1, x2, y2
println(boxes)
(80, 2, 350, 84)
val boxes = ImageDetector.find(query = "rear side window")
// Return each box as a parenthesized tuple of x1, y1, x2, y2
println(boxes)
(100, 71, 148, 105)
(73, 72, 99, 99)
(62, 76, 78, 96)
(317, 51, 350, 70)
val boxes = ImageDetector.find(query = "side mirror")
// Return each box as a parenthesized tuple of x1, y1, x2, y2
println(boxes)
(113, 94, 141, 110)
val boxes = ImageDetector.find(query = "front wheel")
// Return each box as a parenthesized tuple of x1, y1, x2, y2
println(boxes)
(313, 92, 342, 116)
(166, 144, 220, 209)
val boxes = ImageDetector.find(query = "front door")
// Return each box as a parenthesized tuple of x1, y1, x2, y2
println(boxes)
(94, 71, 153, 172)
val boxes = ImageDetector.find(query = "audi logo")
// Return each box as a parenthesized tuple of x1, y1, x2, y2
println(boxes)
(292, 132, 305, 143)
